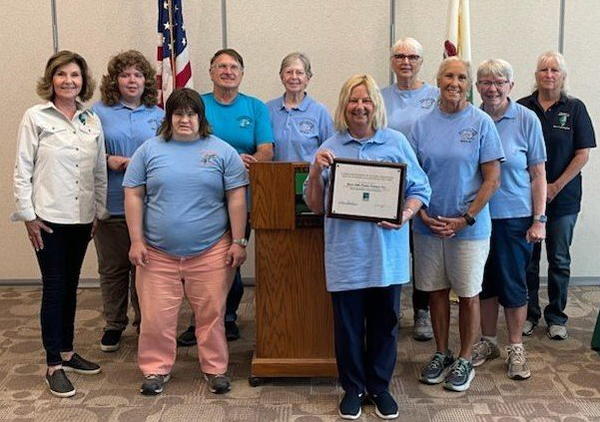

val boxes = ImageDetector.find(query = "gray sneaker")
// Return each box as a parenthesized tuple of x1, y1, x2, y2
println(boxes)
(471, 338, 500, 367)
(506, 344, 531, 380)
(204, 373, 231, 394)
(140, 374, 170, 395)
(413, 309, 433, 341)
(547, 324, 568, 340)
(419, 350, 455, 384)
(522, 320, 536, 336)
(443, 357, 475, 392)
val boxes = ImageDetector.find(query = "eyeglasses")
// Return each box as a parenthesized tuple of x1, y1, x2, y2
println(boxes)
(212, 63, 242, 72)
(392, 54, 421, 62)
(477, 80, 510, 88)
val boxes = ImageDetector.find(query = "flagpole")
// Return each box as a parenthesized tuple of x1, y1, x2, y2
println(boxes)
(167, 0, 177, 85)
(50, 0, 59, 53)
(389, 0, 396, 86)
(558, 0, 565, 53)
(221, 0, 228, 48)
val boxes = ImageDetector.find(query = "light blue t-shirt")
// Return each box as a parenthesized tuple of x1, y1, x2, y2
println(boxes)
(123, 135, 248, 256)
(381, 83, 439, 136)
(306, 128, 431, 292)
(92, 102, 164, 216)
(487, 100, 546, 219)
(267, 94, 334, 162)
(201, 92, 273, 154)
(409, 103, 504, 240)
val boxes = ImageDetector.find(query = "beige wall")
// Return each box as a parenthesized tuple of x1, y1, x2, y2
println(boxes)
(2, 0, 598, 280)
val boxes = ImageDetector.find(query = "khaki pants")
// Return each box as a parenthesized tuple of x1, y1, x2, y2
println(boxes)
(94, 217, 141, 332)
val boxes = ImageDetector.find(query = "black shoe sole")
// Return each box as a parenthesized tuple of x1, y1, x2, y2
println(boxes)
(45, 379, 76, 398)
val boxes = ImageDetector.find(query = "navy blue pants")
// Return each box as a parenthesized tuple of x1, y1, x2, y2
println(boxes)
(526, 213, 578, 326)
(36, 222, 92, 366)
(331, 285, 401, 395)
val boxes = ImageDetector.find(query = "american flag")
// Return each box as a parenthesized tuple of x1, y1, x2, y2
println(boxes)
(157, 0, 193, 107)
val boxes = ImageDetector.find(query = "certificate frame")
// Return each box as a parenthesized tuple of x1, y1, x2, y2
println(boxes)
(327, 158, 406, 224)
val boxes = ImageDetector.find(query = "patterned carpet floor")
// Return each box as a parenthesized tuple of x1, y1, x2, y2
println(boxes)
(1, 285, 600, 421)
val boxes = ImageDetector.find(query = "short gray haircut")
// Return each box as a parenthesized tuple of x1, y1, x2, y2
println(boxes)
(534, 50, 568, 92)
(391, 37, 424, 57)
(279, 52, 313, 78)
(436, 56, 472, 87)
(477, 58, 514, 82)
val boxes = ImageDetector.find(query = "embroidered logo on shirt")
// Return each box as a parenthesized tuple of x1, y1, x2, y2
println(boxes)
(200, 151, 219, 166)
(78, 113, 88, 125)
(237, 116, 253, 128)
(362, 192, 370, 201)
(298, 119, 315, 134)
(553, 112, 570, 130)
(419, 98, 436, 109)
(458, 128, 478, 143)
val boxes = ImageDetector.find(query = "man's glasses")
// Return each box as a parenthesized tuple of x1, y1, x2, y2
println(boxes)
(392, 54, 421, 62)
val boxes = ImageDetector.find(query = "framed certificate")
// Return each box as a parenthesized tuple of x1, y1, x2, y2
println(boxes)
(327, 158, 406, 224)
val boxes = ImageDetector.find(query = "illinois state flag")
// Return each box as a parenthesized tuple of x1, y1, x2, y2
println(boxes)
(157, 0, 193, 107)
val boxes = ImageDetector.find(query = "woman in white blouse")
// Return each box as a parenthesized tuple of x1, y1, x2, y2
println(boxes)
(12, 50, 107, 398)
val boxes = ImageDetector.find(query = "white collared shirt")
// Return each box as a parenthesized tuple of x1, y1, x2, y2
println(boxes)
(12, 101, 108, 224)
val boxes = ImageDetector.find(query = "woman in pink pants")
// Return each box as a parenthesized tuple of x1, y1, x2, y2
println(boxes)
(123, 88, 248, 395)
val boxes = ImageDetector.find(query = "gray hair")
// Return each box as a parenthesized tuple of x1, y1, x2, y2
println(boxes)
(279, 52, 313, 79)
(534, 50, 568, 92)
(436, 56, 472, 87)
(477, 58, 514, 82)
(391, 37, 424, 57)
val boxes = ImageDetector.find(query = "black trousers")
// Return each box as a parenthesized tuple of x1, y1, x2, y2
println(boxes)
(36, 221, 92, 365)
(331, 285, 402, 395)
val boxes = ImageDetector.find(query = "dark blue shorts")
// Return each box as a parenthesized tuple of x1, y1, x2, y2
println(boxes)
(481, 217, 533, 308)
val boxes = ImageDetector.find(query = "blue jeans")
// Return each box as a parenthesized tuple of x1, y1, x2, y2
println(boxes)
(36, 222, 92, 365)
(526, 213, 578, 326)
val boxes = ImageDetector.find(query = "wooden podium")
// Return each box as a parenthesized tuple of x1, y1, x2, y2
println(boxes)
(249, 162, 337, 384)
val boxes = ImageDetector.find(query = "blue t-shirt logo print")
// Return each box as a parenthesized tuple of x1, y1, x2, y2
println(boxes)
(298, 120, 315, 134)
(238, 116, 252, 128)
(458, 128, 478, 143)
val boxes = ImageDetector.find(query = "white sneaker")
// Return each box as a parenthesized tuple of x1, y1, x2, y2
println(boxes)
(547, 324, 568, 340)
(522, 320, 536, 336)
(506, 345, 531, 380)
(413, 309, 433, 341)
(472, 338, 500, 367)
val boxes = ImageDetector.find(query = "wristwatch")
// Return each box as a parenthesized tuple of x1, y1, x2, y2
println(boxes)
(533, 214, 548, 224)
(462, 212, 476, 226)
(233, 238, 248, 247)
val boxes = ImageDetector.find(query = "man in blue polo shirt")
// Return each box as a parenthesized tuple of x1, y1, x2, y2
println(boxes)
(518, 51, 596, 340)
(177, 49, 273, 346)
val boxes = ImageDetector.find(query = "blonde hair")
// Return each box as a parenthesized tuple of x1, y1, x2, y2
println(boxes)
(334, 74, 387, 132)
(534, 51, 568, 93)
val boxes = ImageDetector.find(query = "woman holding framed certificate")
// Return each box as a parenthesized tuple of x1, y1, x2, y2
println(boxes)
(410, 57, 504, 393)
(305, 74, 430, 420)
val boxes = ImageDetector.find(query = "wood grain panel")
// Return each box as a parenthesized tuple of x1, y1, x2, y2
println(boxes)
(250, 162, 296, 229)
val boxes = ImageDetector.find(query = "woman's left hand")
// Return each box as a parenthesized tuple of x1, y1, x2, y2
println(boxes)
(90, 218, 99, 238)
(435, 216, 468, 238)
(226, 244, 247, 267)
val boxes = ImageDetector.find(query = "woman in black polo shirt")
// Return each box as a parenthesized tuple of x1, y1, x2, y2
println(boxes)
(518, 51, 596, 340)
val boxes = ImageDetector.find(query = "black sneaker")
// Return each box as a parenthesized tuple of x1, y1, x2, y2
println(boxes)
(204, 373, 231, 394)
(177, 325, 197, 347)
(419, 350, 455, 384)
(225, 321, 240, 341)
(370, 390, 399, 420)
(62, 353, 101, 375)
(46, 368, 76, 398)
(338, 392, 364, 420)
(100, 330, 122, 352)
(140, 374, 170, 395)
(443, 357, 475, 392)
